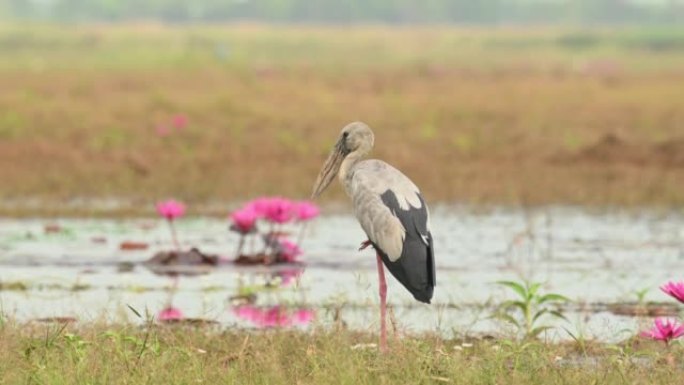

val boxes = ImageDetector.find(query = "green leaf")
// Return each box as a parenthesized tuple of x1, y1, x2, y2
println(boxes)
(527, 282, 542, 298)
(496, 280, 527, 300)
(537, 293, 570, 304)
(530, 326, 552, 338)
(562, 327, 579, 343)
(493, 312, 520, 327)
(549, 310, 568, 321)
(501, 300, 528, 313)
(532, 308, 549, 323)
(127, 304, 142, 319)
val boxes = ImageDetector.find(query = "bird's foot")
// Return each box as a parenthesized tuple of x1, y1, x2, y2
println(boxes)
(358, 239, 372, 251)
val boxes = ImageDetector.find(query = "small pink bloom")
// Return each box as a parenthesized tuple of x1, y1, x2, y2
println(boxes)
(156, 124, 171, 137)
(641, 318, 684, 344)
(234, 305, 260, 321)
(172, 114, 188, 129)
(156, 199, 186, 220)
(261, 306, 291, 328)
(661, 281, 684, 303)
(245, 197, 270, 218)
(234, 305, 295, 328)
(295, 201, 319, 221)
(246, 197, 294, 224)
(230, 207, 258, 234)
(265, 197, 294, 224)
(158, 306, 184, 321)
(277, 239, 302, 262)
(292, 309, 315, 325)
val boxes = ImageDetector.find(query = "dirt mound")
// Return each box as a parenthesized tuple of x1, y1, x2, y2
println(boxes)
(558, 134, 684, 168)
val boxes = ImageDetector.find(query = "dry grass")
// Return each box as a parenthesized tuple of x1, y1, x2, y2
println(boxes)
(1, 25, 684, 214)
(1, 319, 683, 384)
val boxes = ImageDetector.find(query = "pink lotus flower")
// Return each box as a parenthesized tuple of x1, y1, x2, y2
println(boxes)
(230, 207, 258, 234)
(661, 281, 684, 303)
(261, 306, 291, 328)
(277, 239, 302, 262)
(234, 305, 260, 321)
(247, 197, 294, 224)
(156, 124, 171, 137)
(233, 305, 291, 328)
(158, 306, 184, 322)
(172, 114, 188, 129)
(156, 199, 186, 220)
(294, 201, 319, 221)
(292, 309, 315, 325)
(640, 318, 684, 344)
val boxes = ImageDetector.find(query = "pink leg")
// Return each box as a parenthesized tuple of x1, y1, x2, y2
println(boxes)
(376, 252, 388, 352)
(359, 239, 372, 251)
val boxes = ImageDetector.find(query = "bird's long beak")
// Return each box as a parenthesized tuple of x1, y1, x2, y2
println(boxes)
(311, 139, 346, 199)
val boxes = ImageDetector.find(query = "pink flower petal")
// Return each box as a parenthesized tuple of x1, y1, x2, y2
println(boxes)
(158, 306, 184, 321)
(295, 201, 319, 221)
(156, 199, 186, 220)
(277, 239, 302, 262)
(156, 124, 171, 137)
(661, 281, 684, 303)
(172, 114, 188, 129)
(230, 207, 258, 234)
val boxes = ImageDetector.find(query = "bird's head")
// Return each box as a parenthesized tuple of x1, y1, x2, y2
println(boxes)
(311, 121, 374, 199)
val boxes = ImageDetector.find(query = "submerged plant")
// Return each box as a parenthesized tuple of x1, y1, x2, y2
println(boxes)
(494, 280, 569, 339)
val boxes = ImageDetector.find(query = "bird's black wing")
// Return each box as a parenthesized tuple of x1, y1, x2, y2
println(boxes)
(373, 190, 435, 304)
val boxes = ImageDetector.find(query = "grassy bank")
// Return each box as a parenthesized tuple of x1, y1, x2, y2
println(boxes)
(1, 25, 684, 214)
(0, 320, 682, 384)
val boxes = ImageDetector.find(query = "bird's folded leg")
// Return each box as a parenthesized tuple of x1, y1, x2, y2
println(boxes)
(358, 239, 373, 251)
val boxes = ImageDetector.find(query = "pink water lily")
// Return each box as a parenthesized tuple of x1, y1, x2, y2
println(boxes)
(172, 114, 188, 129)
(158, 306, 184, 322)
(155, 124, 171, 137)
(230, 207, 258, 234)
(277, 239, 302, 263)
(233, 305, 290, 328)
(292, 309, 315, 325)
(156, 199, 185, 250)
(661, 281, 684, 303)
(247, 197, 294, 224)
(294, 201, 319, 221)
(233, 305, 315, 328)
(156, 199, 186, 220)
(641, 318, 684, 344)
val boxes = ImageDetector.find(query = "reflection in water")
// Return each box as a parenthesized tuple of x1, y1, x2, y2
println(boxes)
(233, 305, 315, 328)
(158, 306, 184, 322)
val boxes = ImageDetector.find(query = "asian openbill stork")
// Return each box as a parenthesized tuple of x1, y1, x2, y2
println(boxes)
(311, 121, 435, 351)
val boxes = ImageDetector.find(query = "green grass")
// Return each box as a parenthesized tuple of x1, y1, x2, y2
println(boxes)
(1, 320, 682, 384)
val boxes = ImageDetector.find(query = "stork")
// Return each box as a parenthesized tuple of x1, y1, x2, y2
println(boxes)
(311, 121, 435, 351)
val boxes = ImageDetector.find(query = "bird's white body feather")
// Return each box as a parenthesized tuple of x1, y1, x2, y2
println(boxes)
(340, 159, 428, 262)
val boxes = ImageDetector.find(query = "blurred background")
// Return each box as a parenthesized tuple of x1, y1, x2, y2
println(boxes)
(0, 1, 683, 215)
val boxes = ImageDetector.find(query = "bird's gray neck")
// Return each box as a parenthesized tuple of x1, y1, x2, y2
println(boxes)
(338, 150, 364, 185)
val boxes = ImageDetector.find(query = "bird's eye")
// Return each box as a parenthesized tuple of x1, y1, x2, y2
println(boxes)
(342, 132, 349, 139)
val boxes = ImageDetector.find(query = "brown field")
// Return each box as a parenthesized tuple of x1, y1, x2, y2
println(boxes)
(1, 25, 684, 215)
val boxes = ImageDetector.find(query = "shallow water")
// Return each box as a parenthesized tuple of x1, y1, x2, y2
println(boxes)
(1, 207, 683, 341)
